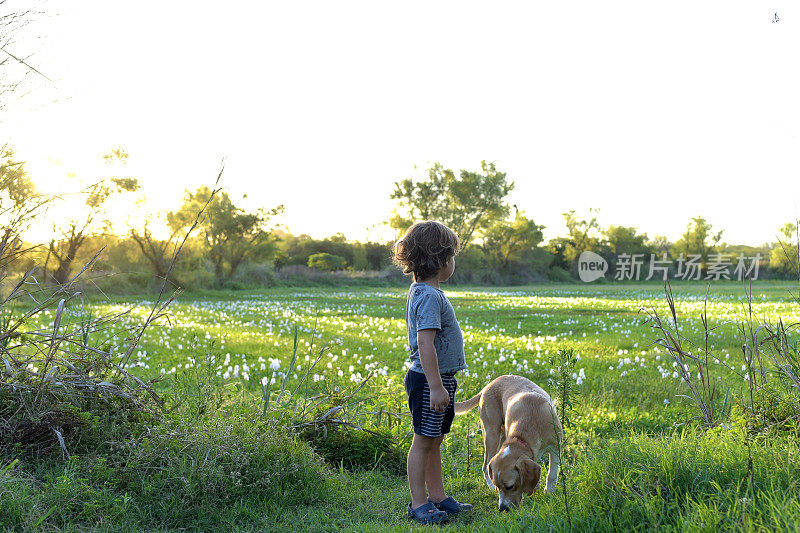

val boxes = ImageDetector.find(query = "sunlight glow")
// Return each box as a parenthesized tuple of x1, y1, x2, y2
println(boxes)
(3, 1, 799, 245)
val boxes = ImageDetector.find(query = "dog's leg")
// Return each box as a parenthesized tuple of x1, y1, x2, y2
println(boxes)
(545, 450, 560, 493)
(480, 421, 495, 490)
(481, 420, 502, 491)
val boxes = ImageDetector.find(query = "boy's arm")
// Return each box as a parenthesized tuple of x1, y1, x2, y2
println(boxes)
(417, 328, 450, 412)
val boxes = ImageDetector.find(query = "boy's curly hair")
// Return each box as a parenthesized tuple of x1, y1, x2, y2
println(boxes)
(392, 221, 461, 282)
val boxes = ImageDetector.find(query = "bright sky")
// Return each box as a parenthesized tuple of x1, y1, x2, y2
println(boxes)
(2, 1, 798, 245)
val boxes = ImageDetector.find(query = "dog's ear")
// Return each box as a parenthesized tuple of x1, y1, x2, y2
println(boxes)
(515, 456, 541, 496)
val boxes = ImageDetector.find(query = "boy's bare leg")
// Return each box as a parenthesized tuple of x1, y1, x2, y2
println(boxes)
(425, 435, 447, 502)
(408, 434, 435, 509)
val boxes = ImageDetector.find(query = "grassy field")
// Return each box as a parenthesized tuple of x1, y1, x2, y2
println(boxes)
(3, 281, 800, 531)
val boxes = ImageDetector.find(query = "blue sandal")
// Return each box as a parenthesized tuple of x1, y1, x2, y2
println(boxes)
(407, 501, 448, 524)
(429, 496, 473, 515)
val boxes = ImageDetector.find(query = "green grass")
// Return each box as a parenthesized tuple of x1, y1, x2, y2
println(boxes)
(2, 281, 800, 531)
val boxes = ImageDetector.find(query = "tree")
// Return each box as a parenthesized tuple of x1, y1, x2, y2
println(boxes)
(604, 225, 653, 256)
(769, 221, 799, 277)
(363, 241, 390, 270)
(46, 149, 139, 285)
(129, 216, 184, 288)
(0, 147, 43, 274)
(671, 216, 723, 267)
(0, 147, 34, 203)
(327, 232, 347, 243)
(389, 160, 514, 250)
(482, 210, 544, 269)
(168, 186, 284, 286)
(648, 235, 672, 256)
(272, 248, 288, 270)
(561, 209, 603, 269)
(546, 237, 572, 271)
(278, 232, 354, 267)
(308, 252, 346, 271)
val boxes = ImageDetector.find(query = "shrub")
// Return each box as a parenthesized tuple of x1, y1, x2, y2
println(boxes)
(259, 326, 408, 475)
(308, 252, 347, 271)
(547, 266, 573, 282)
(0, 275, 165, 459)
(228, 261, 277, 289)
(0, 414, 331, 530)
(106, 415, 330, 526)
(302, 426, 406, 475)
(748, 386, 800, 433)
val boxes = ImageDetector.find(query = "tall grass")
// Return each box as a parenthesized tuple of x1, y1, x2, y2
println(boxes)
(0, 167, 224, 458)
(640, 274, 800, 529)
(255, 322, 408, 473)
(641, 281, 728, 427)
(643, 281, 800, 421)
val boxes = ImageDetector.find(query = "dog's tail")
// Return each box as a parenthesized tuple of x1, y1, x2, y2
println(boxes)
(454, 391, 482, 414)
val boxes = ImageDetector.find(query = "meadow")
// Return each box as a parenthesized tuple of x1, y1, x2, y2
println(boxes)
(3, 281, 800, 532)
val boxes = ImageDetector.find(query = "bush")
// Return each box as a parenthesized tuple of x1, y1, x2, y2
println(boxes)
(547, 266, 573, 282)
(748, 386, 800, 433)
(0, 281, 163, 459)
(109, 416, 330, 523)
(0, 414, 332, 530)
(229, 261, 277, 289)
(302, 426, 406, 475)
(308, 253, 347, 271)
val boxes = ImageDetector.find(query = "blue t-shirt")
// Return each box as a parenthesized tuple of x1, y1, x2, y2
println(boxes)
(406, 282, 467, 375)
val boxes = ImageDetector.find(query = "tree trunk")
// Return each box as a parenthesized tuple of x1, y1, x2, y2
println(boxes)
(51, 236, 83, 285)
(130, 231, 184, 288)
(213, 258, 224, 287)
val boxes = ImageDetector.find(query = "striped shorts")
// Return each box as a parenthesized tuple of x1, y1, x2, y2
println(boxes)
(404, 369, 458, 437)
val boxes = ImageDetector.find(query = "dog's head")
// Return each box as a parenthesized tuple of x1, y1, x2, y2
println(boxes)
(488, 448, 541, 511)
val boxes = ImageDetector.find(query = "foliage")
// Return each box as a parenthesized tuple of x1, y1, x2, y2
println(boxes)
(389, 160, 514, 250)
(0, 148, 35, 207)
(46, 148, 140, 285)
(747, 385, 800, 433)
(548, 348, 580, 430)
(302, 426, 405, 475)
(648, 234, 672, 255)
(769, 220, 800, 279)
(603, 224, 655, 264)
(2, 236, 162, 461)
(0, 148, 43, 278)
(547, 347, 579, 529)
(5, 284, 800, 530)
(0, 161, 222, 464)
(671, 216, 723, 268)
(1, 414, 330, 530)
(559, 208, 603, 270)
(546, 265, 573, 282)
(168, 185, 284, 286)
(129, 215, 185, 288)
(257, 325, 407, 475)
(481, 210, 544, 270)
(228, 261, 276, 288)
(641, 282, 727, 427)
(278, 231, 354, 267)
(308, 252, 347, 271)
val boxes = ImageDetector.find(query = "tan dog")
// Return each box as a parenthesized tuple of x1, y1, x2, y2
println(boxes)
(455, 375, 563, 511)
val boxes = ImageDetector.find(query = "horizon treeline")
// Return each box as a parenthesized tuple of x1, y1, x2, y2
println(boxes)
(2, 149, 798, 291)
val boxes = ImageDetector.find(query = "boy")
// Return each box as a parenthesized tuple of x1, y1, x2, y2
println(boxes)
(392, 220, 472, 525)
